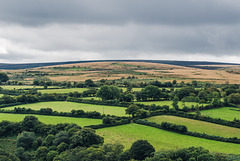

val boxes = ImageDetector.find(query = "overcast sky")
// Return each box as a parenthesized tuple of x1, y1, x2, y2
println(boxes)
(0, 0, 240, 63)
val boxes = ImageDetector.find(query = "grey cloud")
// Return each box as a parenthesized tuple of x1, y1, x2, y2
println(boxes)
(0, 0, 240, 63)
(0, 23, 240, 63)
(0, 0, 240, 26)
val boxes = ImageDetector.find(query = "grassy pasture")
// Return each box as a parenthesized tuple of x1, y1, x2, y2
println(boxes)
(135, 100, 206, 109)
(3, 101, 128, 116)
(146, 115, 240, 138)
(0, 85, 45, 90)
(0, 113, 101, 127)
(96, 123, 240, 154)
(199, 107, 240, 121)
(38, 88, 89, 93)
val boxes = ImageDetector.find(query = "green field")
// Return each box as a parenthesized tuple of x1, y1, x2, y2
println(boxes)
(146, 115, 240, 138)
(38, 88, 89, 93)
(0, 85, 44, 89)
(199, 107, 240, 121)
(96, 124, 240, 154)
(3, 101, 128, 116)
(135, 100, 206, 108)
(0, 113, 101, 127)
(0, 85, 60, 90)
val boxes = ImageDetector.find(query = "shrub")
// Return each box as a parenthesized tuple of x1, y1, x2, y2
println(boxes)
(129, 140, 155, 160)
(17, 131, 35, 150)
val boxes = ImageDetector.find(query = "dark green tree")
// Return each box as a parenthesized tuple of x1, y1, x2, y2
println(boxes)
(192, 81, 198, 87)
(15, 147, 31, 161)
(197, 91, 208, 102)
(70, 128, 104, 148)
(125, 104, 140, 118)
(121, 93, 134, 102)
(44, 134, 55, 147)
(176, 87, 196, 100)
(141, 85, 162, 100)
(96, 85, 121, 100)
(53, 131, 70, 146)
(17, 131, 35, 150)
(21, 116, 40, 132)
(57, 142, 68, 153)
(195, 105, 201, 117)
(211, 98, 221, 107)
(172, 96, 179, 110)
(46, 150, 58, 161)
(0, 72, 9, 83)
(228, 93, 240, 104)
(102, 143, 124, 161)
(85, 79, 95, 87)
(223, 96, 230, 106)
(36, 146, 48, 161)
(129, 140, 155, 160)
(0, 95, 16, 104)
(197, 154, 214, 161)
(172, 80, 177, 85)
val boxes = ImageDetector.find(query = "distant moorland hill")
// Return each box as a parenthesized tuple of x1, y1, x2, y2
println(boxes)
(0, 60, 239, 70)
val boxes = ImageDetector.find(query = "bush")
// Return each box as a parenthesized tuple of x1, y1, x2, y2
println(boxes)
(36, 146, 48, 160)
(21, 116, 40, 132)
(53, 131, 70, 146)
(129, 140, 155, 160)
(46, 151, 58, 161)
(17, 131, 35, 150)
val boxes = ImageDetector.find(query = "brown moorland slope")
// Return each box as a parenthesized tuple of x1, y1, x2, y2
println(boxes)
(2, 62, 240, 84)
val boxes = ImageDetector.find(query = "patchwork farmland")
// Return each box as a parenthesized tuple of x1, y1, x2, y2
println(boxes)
(0, 61, 240, 160)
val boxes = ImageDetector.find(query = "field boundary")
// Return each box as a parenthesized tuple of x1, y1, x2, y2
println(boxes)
(134, 119, 240, 144)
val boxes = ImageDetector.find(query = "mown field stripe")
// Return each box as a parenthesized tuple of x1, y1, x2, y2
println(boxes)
(199, 107, 240, 121)
(96, 123, 240, 154)
(146, 115, 240, 138)
(2, 101, 128, 116)
(0, 113, 102, 127)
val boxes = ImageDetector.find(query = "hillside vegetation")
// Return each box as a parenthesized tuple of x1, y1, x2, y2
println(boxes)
(1, 61, 240, 160)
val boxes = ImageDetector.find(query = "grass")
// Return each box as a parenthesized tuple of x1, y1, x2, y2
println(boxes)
(0, 85, 45, 90)
(0, 113, 101, 127)
(38, 88, 89, 93)
(0, 136, 17, 153)
(199, 107, 240, 121)
(96, 123, 240, 154)
(111, 62, 139, 68)
(135, 100, 207, 109)
(146, 115, 240, 138)
(3, 101, 128, 116)
(0, 94, 3, 97)
(51, 66, 91, 71)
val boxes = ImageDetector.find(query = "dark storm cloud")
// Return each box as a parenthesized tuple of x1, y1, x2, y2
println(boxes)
(0, 0, 240, 63)
(0, 0, 239, 26)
